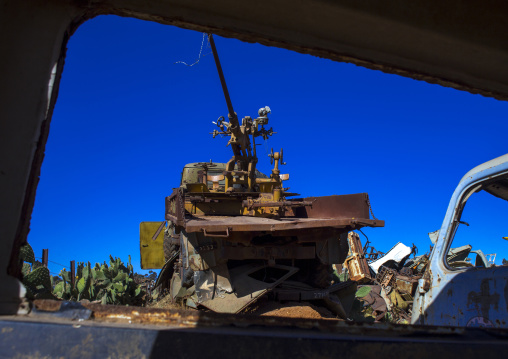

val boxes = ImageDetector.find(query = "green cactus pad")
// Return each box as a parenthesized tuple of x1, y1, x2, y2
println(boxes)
(77, 277, 86, 294)
(22, 263, 32, 277)
(134, 287, 141, 297)
(20, 244, 35, 264)
(113, 272, 128, 283)
(53, 281, 64, 296)
(82, 265, 90, 281)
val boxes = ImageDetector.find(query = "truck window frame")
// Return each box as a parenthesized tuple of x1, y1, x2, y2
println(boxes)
(442, 171, 508, 271)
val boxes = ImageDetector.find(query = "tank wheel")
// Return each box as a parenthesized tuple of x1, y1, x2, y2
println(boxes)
(163, 236, 177, 262)
(163, 225, 180, 262)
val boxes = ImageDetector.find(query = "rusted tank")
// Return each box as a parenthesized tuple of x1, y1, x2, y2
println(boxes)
(140, 34, 384, 315)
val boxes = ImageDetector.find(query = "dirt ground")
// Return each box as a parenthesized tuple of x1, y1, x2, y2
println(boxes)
(149, 294, 183, 311)
(245, 298, 340, 320)
(151, 295, 341, 320)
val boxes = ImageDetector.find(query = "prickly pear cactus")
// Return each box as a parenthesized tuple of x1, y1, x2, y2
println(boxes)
(52, 255, 145, 306)
(53, 280, 66, 298)
(22, 262, 32, 277)
(23, 266, 54, 299)
(19, 243, 57, 300)
(20, 244, 35, 264)
(19, 243, 145, 304)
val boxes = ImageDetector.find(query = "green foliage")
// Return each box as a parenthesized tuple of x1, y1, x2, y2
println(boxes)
(20, 244, 35, 264)
(355, 286, 372, 298)
(24, 267, 53, 299)
(22, 263, 32, 277)
(19, 243, 145, 305)
(52, 255, 145, 306)
(19, 243, 56, 300)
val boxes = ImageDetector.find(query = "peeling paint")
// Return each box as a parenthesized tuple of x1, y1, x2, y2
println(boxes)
(467, 279, 499, 319)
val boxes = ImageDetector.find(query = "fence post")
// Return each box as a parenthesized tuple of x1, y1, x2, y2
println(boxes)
(42, 249, 48, 268)
(70, 260, 76, 288)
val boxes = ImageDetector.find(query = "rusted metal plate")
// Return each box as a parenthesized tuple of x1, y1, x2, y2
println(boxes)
(294, 193, 370, 219)
(345, 232, 373, 283)
(395, 276, 419, 295)
(2, 306, 508, 359)
(184, 215, 383, 233)
(165, 188, 185, 226)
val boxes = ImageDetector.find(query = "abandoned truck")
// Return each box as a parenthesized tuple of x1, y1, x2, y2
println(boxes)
(343, 153, 508, 327)
(411, 153, 508, 328)
(139, 34, 384, 315)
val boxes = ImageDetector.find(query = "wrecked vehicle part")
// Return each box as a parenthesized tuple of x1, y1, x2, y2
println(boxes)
(164, 192, 382, 313)
(346, 235, 428, 324)
(196, 263, 299, 313)
(403, 254, 429, 275)
(272, 280, 358, 319)
(447, 244, 473, 264)
(374, 266, 397, 291)
(4, 299, 508, 359)
(364, 246, 385, 261)
(345, 232, 372, 283)
(140, 34, 384, 314)
(153, 251, 178, 290)
(369, 242, 412, 274)
(352, 285, 388, 322)
(470, 249, 491, 268)
(335, 234, 421, 324)
(395, 275, 419, 296)
(413, 154, 508, 328)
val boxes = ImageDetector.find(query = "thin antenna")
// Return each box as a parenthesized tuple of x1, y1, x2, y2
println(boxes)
(175, 33, 208, 67)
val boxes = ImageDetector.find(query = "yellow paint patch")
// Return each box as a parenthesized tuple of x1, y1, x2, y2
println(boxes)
(140, 222, 165, 269)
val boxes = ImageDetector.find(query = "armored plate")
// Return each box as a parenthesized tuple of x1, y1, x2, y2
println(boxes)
(184, 216, 382, 233)
(198, 263, 299, 313)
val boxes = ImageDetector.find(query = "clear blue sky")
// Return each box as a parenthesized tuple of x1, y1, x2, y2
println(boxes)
(28, 15, 508, 275)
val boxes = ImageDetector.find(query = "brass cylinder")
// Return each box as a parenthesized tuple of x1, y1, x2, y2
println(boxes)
(274, 188, 281, 201)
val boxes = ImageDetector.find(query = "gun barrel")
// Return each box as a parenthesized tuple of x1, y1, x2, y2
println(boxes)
(208, 34, 237, 124)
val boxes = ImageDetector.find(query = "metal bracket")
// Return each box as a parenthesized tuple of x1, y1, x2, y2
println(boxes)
(202, 228, 230, 238)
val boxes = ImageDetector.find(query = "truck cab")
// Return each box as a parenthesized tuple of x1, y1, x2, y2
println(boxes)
(413, 154, 508, 328)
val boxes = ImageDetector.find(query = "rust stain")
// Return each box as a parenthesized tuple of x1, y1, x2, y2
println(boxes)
(22, 300, 479, 338)
(467, 279, 500, 319)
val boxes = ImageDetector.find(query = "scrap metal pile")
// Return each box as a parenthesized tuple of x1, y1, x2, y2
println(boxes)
(339, 231, 498, 324)
(337, 232, 428, 324)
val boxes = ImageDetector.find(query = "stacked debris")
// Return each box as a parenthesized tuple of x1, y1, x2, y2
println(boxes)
(336, 233, 429, 324)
